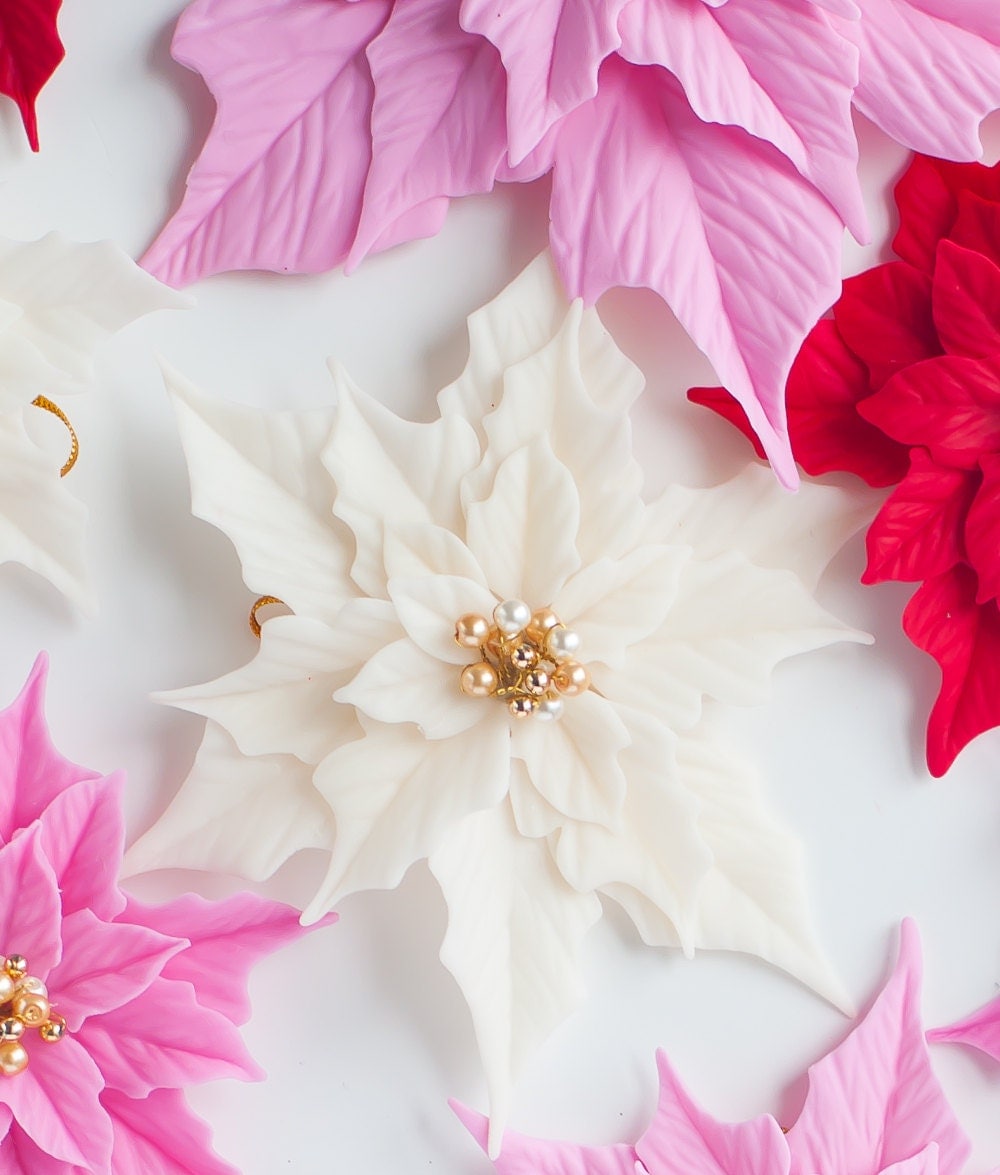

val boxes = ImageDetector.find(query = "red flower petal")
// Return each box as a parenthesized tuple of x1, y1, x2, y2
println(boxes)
(950, 190, 1000, 271)
(834, 262, 939, 389)
(932, 240, 1000, 359)
(863, 450, 978, 584)
(0, 1, 65, 151)
(903, 566, 1000, 775)
(686, 386, 767, 460)
(965, 453, 1000, 604)
(893, 155, 1000, 272)
(860, 353, 1000, 469)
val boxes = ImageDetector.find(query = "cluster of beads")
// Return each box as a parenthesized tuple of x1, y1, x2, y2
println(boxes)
(0, 954, 66, 1077)
(456, 600, 591, 720)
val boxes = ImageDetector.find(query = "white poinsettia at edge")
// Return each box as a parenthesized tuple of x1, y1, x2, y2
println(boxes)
(0, 233, 185, 609)
(128, 253, 873, 1153)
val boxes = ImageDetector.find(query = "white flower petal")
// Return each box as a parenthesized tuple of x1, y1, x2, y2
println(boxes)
(156, 607, 398, 764)
(388, 573, 498, 665)
(507, 758, 565, 839)
(429, 804, 602, 1157)
(167, 366, 354, 623)
(304, 719, 510, 912)
(336, 637, 486, 738)
(511, 690, 629, 828)
(382, 522, 487, 583)
(324, 363, 481, 596)
(465, 438, 582, 604)
(124, 723, 334, 884)
(553, 544, 690, 668)
(553, 707, 710, 953)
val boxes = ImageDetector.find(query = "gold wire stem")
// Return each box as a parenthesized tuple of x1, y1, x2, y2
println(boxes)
(31, 396, 79, 477)
(249, 595, 287, 638)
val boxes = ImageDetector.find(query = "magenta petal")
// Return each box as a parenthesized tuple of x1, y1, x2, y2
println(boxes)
(0, 1126, 77, 1175)
(46, 909, 185, 1032)
(928, 992, 1000, 1064)
(0, 656, 99, 843)
(0, 1037, 113, 1171)
(786, 921, 970, 1175)
(104, 1088, 239, 1175)
(0, 830, 62, 979)
(77, 977, 264, 1100)
(37, 775, 126, 921)
(122, 892, 334, 1026)
(636, 1051, 789, 1175)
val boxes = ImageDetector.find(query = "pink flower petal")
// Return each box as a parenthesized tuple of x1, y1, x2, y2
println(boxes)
(142, 0, 391, 287)
(550, 58, 843, 486)
(929, 992, 1000, 1064)
(0, 830, 62, 979)
(104, 1088, 239, 1175)
(0, 1125, 76, 1175)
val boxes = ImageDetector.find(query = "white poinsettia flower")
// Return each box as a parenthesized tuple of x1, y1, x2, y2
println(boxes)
(129, 253, 872, 1152)
(0, 233, 185, 609)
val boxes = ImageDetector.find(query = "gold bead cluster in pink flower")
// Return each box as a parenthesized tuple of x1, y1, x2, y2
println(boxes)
(0, 953, 66, 1078)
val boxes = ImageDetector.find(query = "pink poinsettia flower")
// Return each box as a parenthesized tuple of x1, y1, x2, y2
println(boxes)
(457, 920, 972, 1172)
(143, 0, 1000, 485)
(930, 994, 1000, 1066)
(0, 656, 335, 1174)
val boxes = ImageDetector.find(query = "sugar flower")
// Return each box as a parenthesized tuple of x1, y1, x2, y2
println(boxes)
(143, 0, 1000, 484)
(0, 656, 335, 1173)
(0, 2, 65, 151)
(128, 252, 870, 1150)
(0, 234, 183, 611)
(930, 993, 1000, 1067)
(693, 154, 1000, 776)
(457, 921, 973, 1175)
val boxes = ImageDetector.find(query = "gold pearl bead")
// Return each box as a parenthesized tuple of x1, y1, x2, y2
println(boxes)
(40, 1017, 65, 1044)
(0, 1040, 28, 1076)
(460, 662, 498, 698)
(12, 993, 50, 1027)
(508, 696, 538, 718)
(524, 669, 550, 696)
(553, 661, 591, 697)
(455, 614, 490, 649)
(0, 1018, 23, 1041)
(4, 956, 27, 982)
(526, 608, 561, 644)
(17, 976, 47, 998)
(511, 643, 538, 670)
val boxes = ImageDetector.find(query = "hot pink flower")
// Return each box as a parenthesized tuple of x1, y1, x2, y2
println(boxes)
(0, 656, 335, 1174)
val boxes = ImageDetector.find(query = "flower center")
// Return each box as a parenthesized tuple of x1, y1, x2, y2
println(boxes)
(0, 954, 66, 1077)
(455, 600, 591, 720)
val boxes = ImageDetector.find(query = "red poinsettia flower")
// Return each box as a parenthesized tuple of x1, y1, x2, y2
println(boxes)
(691, 154, 1000, 778)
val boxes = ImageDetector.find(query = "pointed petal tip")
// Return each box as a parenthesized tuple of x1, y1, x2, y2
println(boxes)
(451, 1100, 489, 1151)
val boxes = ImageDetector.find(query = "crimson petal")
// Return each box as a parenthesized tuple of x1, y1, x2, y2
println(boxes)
(932, 240, 1000, 359)
(964, 453, 1000, 604)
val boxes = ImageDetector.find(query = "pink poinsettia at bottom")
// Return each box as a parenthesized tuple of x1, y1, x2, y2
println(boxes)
(457, 921, 971, 1174)
(0, 656, 335, 1174)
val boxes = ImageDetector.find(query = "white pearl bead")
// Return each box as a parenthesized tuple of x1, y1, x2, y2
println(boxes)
(546, 626, 580, 661)
(535, 696, 564, 722)
(17, 977, 46, 998)
(0, 975, 14, 1003)
(494, 599, 531, 636)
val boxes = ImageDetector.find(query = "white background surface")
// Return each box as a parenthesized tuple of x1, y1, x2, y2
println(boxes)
(1, 3, 999, 1171)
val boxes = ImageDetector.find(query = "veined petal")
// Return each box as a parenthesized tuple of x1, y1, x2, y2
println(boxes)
(389, 574, 498, 665)
(0, 830, 62, 979)
(382, 523, 487, 583)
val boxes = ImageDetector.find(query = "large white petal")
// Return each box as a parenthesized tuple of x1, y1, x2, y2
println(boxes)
(304, 719, 510, 912)
(510, 690, 629, 827)
(507, 758, 564, 839)
(323, 363, 481, 597)
(553, 707, 710, 953)
(382, 522, 487, 584)
(429, 804, 602, 1157)
(157, 606, 399, 764)
(553, 544, 690, 668)
(124, 723, 335, 883)
(167, 366, 353, 622)
(644, 464, 877, 591)
(388, 573, 498, 665)
(336, 637, 487, 738)
(465, 438, 582, 604)
(0, 412, 92, 611)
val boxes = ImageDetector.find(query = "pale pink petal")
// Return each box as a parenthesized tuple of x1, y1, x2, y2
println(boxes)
(843, 0, 1000, 161)
(618, 0, 865, 236)
(37, 775, 126, 921)
(785, 921, 970, 1175)
(45, 910, 185, 1031)
(0, 830, 62, 978)
(636, 1051, 789, 1174)
(121, 892, 332, 1026)
(348, 0, 507, 265)
(0, 1126, 74, 1175)
(76, 977, 263, 1100)
(550, 59, 843, 486)
(928, 992, 1000, 1063)
(104, 1088, 239, 1175)
(0, 1038, 113, 1171)
(453, 1101, 639, 1173)
(0, 656, 99, 841)
(459, 0, 629, 164)
(883, 1146, 941, 1175)
(142, 0, 391, 287)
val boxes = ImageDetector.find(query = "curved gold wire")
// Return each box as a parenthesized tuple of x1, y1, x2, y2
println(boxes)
(249, 595, 287, 638)
(31, 396, 79, 477)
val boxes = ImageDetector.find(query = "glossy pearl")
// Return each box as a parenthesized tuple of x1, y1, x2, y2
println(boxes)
(508, 696, 537, 718)
(546, 626, 581, 662)
(455, 613, 490, 649)
(17, 976, 47, 998)
(4, 957, 26, 982)
(0, 1019, 23, 1041)
(460, 662, 498, 698)
(553, 661, 591, 697)
(494, 599, 531, 636)
(524, 669, 550, 696)
(0, 1041, 28, 1076)
(0, 975, 14, 1003)
(12, 994, 50, 1027)
(526, 608, 561, 645)
(535, 696, 564, 722)
(511, 643, 538, 670)
(40, 1019, 65, 1044)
